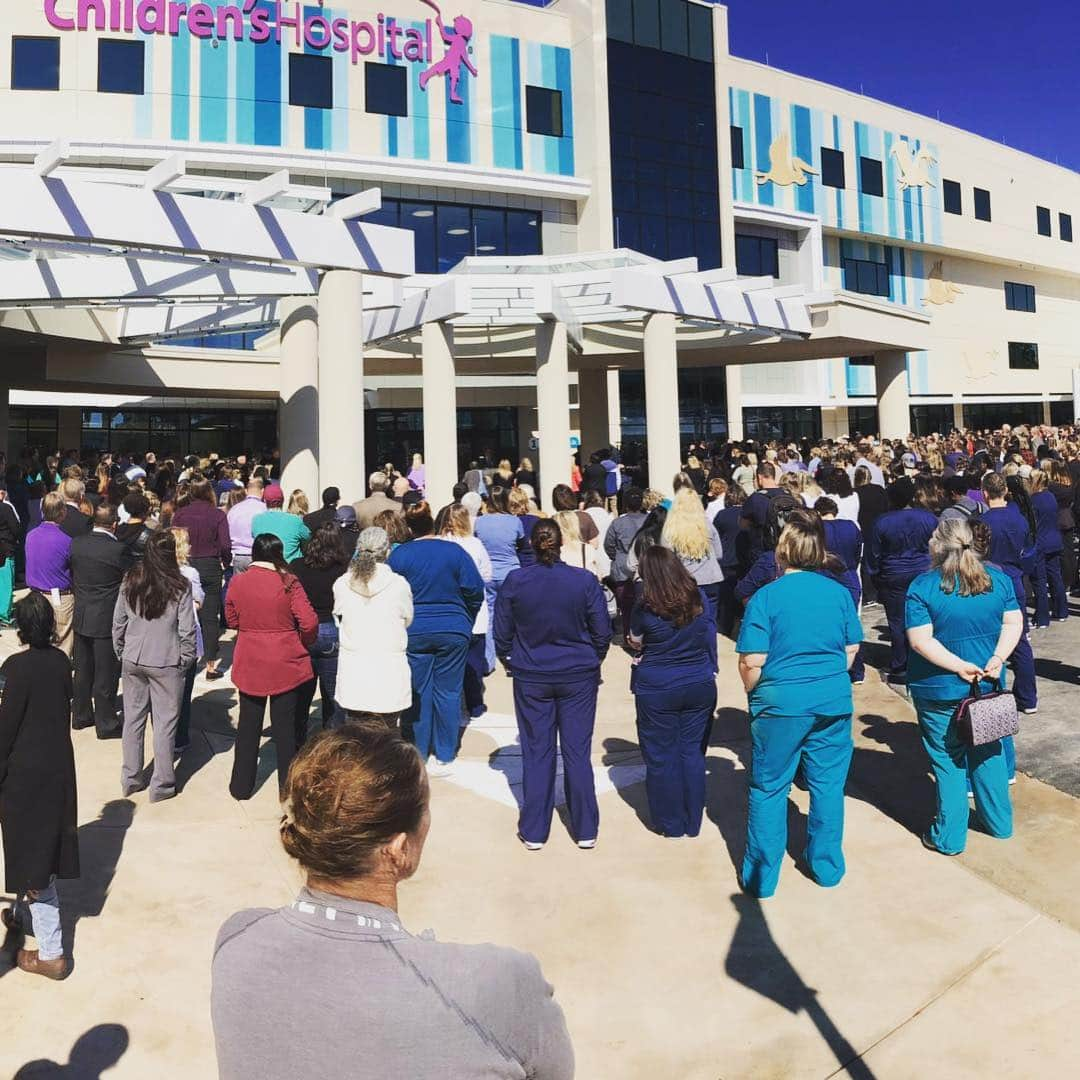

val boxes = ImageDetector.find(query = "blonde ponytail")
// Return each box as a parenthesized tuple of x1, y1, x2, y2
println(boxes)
(929, 518, 991, 596)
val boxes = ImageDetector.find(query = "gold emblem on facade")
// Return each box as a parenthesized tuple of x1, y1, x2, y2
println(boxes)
(890, 140, 937, 190)
(923, 260, 962, 306)
(755, 133, 818, 187)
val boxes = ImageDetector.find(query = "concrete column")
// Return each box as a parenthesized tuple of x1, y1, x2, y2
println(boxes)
(317, 270, 366, 505)
(58, 406, 82, 454)
(952, 399, 965, 431)
(724, 364, 744, 441)
(422, 320, 458, 511)
(278, 296, 320, 499)
(643, 313, 681, 493)
(875, 350, 910, 439)
(1072, 370, 1080, 424)
(535, 320, 571, 506)
(0, 385, 9, 463)
(606, 368, 622, 447)
(1042, 398, 1052, 426)
(577, 367, 610, 457)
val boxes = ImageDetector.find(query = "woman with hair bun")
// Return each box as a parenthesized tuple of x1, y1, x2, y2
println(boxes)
(211, 726, 573, 1080)
(494, 519, 611, 851)
(389, 502, 484, 775)
(333, 527, 413, 725)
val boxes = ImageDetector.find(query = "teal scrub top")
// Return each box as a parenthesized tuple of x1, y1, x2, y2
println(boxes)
(251, 510, 311, 564)
(736, 570, 863, 719)
(904, 566, 1019, 699)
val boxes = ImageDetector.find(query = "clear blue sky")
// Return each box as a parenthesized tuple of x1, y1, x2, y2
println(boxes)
(723, 0, 1080, 172)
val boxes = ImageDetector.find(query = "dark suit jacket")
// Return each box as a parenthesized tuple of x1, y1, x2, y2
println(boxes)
(58, 504, 92, 539)
(0, 501, 20, 563)
(70, 530, 133, 639)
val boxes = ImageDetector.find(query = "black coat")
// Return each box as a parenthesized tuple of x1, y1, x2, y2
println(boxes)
(59, 504, 93, 539)
(70, 531, 133, 639)
(0, 647, 79, 893)
(0, 499, 21, 564)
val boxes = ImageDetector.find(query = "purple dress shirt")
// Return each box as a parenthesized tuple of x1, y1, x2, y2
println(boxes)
(26, 521, 73, 590)
(226, 496, 265, 558)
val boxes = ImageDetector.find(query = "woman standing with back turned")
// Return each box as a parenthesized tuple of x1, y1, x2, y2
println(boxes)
(736, 513, 863, 898)
(495, 520, 611, 851)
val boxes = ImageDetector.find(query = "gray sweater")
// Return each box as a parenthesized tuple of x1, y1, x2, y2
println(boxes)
(211, 888, 575, 1080)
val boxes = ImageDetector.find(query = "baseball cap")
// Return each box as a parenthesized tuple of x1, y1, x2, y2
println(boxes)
(264, 483, 284, 507)
(336, 505, 358, 527)
(901, 452, 917, 469)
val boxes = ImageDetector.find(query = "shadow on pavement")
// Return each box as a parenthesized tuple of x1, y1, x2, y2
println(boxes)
(14, 1022, 129, 1078)
(174, 687, 238, 793)
(726, 894, 877, 1080)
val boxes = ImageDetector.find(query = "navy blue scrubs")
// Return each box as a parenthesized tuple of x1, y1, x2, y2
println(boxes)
(712, 505, 745, 638)
(735, 551, 778, 606)
(494, 561, 611, 845)
(1031, 489, 1067, 626)
(629, 605, 717, 837)
(866, 508, 937, 679)
(982, 504, 1037, 711)
(823, 518, 865, 682)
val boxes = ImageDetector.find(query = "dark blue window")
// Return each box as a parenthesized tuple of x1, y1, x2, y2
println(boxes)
(1004, 282, 1036, 313)
(526, 86, 563, 137)
(1008, 341, 1039, 370)
(859, 156, 883, 197)
(943, 179, 962, 214)
(98, 39, 144, 95)
(12, 37, 59, 91)
(821, 147, 845, 189)
(365, 62, 406, 117)
(974, 187, 992, 222)
(730, 126, 744, 169)
(735, 234, 779, 278)
(843, 256, 890, 297)
(1061, 212, 1073, 242)
(1036, 205, 1052, 237)
(289, 53, 332, 109)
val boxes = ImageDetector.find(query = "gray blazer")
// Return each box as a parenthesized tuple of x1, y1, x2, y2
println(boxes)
(112, 583, 197, 669)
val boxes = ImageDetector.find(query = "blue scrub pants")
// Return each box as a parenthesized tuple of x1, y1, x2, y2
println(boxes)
(483, 577, 508, 673)
(403, 631, 470, 763)
(715, 574, 739, 639)
(878, 574, 917, 678)
(742, 713, 853, 899)
(842, 578, 865, 683)
(513, 676, 600, 844)
(463, 633, 487, 717)
(1008, 592, 1037, 713)
(635, 681, 716, 837)
(700, 582, 721, 630)
(1033, 552, 1067, 626)
(912, 696, 1012, 854)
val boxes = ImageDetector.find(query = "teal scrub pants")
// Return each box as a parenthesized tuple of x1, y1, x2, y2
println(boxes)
(912, 697, 1012, 854)
(742, 713, 853, 899)
(0, 556, 13, 622)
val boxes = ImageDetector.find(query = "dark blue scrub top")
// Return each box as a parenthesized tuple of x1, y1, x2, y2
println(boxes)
(1031, 490, 1063, 555)
(712, 506, 745, 577)
(736, 570, 862, 720)
(735, 550, 777, 604)
(823, 518, 863, 600)
(866, 508, 937, 579)
(982, 504, 1030, 591)
(905, 566, 1019, 698)
(628, 605, 717, 694)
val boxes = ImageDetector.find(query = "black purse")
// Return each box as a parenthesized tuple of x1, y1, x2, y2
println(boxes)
(954, 678, 1019, 747)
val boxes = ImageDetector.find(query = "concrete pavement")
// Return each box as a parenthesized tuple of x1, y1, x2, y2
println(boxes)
(2, 628, 1080, 1078)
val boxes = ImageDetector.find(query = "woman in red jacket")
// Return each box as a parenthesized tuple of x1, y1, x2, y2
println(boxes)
(225, 534, 318, 800)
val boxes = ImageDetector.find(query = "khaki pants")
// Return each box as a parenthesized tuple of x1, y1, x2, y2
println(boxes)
(38, 590, 75, 659)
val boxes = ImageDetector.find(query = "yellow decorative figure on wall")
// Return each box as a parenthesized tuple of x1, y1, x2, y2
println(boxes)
(755, 133, 818, 187)
(923, 260, 962, 306)
(890, 140, 937, 190)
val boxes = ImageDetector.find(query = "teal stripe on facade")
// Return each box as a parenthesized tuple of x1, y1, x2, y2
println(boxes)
(303, 4, 328, 151)
(491, 36, 523, 170)
(554, 45, 574, 176)
(752, 93, 773, 207)
(540, 44, 558, 174)
(235, 30, 256, 145)
(331, 8, 350, 153)
(135, 27, 154, 137)
(792, 103, 814, 214)
(171, 22, 190, 140)
(446, 55, 472, 164)
(200, 36, 229, 142)
(832, 114, 843, 226)
(883, 131, 899, 238)
(406, 20, 428, 161)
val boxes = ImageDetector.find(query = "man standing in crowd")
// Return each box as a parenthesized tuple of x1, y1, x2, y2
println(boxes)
(226, 477, 265, 575)
(58, 475, 92, 537)
(25, 492, 75, 658)
(70, 504, 132, 737)
(740, 461, 790, 565)
(353, 471, 402, 530)
(303, 487, 340, 533)
(251, 484, 309, 562)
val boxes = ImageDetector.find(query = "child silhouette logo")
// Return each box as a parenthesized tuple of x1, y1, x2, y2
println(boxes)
(418, 0, 477, 105)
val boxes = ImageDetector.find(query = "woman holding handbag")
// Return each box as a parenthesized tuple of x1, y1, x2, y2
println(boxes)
(904, 518, 1024, 856)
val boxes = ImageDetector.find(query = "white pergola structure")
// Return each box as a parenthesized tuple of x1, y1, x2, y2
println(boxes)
(357, 251, 827, 507)
(0, 143, 417, 500)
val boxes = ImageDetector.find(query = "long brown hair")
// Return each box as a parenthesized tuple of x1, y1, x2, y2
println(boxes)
(123, 529, 187, 620)
(639, 545, 703, 628)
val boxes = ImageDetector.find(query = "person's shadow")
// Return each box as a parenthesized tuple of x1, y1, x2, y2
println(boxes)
(726, 894, 877, 1079)
(14, 1023, 129, 1078)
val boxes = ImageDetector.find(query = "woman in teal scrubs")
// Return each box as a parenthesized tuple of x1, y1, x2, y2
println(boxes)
(905, 518, 1023, 855)
(736, 512, 863, 899)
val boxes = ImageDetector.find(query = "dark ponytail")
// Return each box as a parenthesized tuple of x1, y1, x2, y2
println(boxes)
(530, 519, 563, 566)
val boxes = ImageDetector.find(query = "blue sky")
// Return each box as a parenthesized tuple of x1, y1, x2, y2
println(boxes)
(723, 0, 1080, 171)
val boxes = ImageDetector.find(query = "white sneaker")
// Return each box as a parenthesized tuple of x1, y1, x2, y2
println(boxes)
(1008, 777, 1017, 786)
(425, 757, 453, 778)
(518, 834, 544, 851)
(577, 838, 597, 850)
(1022, 707, 1038, 715)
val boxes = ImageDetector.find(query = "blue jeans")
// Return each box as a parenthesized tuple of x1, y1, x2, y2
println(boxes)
(404, 631, 470, 762)
(513, 676, 600, 844)
(743, 713, 853, 898)
(913, 696, 1012, 854)
(635, 681, 716, 837)
(16, 880, 62, 961)
(483, 578, 507, 674)
(298, 621, 341, 729)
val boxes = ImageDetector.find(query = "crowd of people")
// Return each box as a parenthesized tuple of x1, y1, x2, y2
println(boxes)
(0, 424, 1068, 1075)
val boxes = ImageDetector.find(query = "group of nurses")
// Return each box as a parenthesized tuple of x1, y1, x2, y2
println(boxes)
(817, 497, 866, 684)
(736, 512, 863, 899)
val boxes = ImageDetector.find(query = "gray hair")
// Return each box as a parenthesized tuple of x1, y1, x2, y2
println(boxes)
(461, 491, 482, 518)
(349, 527, 390, 594)
(368, 470, 389, 493)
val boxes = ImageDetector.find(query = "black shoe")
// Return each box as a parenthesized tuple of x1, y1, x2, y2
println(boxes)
(97, 729, 123, 741)
(204, 668, 225, 681)
(72, 721, 94, 731)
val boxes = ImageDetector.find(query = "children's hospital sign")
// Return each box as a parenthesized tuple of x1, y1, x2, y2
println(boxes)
(43, 0, 477, 103)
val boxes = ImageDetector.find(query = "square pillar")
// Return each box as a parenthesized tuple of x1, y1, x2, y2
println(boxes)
(535, 320, 571, 507)
(953, 399, 965, 431)
(58, 406, 82, 455)
(577, 367, 611, 457)
(606, 368, 622, 448)
(317, 270, 366, 505)
(422, 320, 458, 511)
(644, 312, 681, 494)
(875, 350, 910, 440)
(278, 296, 320, 500)
(724, 364, 744, 441)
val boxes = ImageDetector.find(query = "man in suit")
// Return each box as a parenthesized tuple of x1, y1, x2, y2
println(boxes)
(58, 476, 92, 539)
(70, 504, 132, 738)
(0, 479, 22, 626)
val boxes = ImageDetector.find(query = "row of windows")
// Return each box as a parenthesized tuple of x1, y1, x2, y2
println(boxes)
(10, 34, 565, 135)
(1035, 205, 1073, 242)
(605, 0, 715, 62)
(941, 180, 992, 221)
(359, 197, 541, 274)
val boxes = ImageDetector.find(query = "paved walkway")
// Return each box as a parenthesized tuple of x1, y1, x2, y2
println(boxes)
(3, 626, 1080, 1078)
